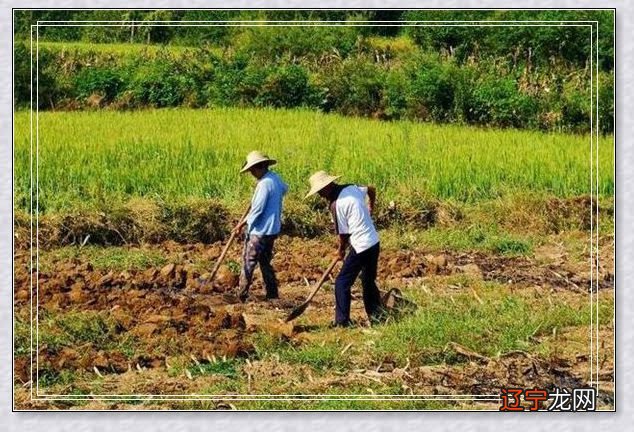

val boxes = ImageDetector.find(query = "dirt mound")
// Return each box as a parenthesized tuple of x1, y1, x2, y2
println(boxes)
(15, 195, 614, 251)
(543, 196, 609, 233)
(405, 351, 587, 399)
(14, 252, 254, 382)
(453, 252, 612, 291)
(14, 198, 230, 250)
(375, 199, 464, 230)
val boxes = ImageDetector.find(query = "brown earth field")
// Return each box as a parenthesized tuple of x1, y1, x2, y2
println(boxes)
(13, 232, 615, 410)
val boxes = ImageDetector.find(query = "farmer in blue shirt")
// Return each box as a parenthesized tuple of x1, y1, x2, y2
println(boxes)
(232, 151, 288, 302)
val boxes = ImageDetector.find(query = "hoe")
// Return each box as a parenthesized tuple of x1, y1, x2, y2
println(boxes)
(208, 206, 250, 283)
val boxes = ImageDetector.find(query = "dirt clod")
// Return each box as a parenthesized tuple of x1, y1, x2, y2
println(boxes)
(215, 265, 239, 289)
(455, 263, 483, 278)
(160, 263, 176, 277)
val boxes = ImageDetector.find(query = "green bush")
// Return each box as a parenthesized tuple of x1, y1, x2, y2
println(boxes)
(74, 67, 126, 102)
(12, 23, 612, 134)
(204, 59, 320, 110)
(36, 48, 75, 109)
(406, 57, 457, 121)
(561, 81, 591, 134)
(13, 41, 30, 107)
(467, 76, 539, 129)
(205, 54, 249, 107)
(383, 70, 410, 119)
(256, 64, 317, 108)
(598, 71, 614, 135)
(234, 25, 359, 60)
(451, 65, 478, 123)
(130, 56, 192, 107)
(319, 56, 387, 117)
(236, 62, 269, 105)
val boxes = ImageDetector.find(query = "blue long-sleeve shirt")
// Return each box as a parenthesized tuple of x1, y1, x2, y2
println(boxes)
(246, 171, 288, 236)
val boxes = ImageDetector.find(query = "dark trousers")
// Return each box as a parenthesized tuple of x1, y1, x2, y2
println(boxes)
(334, 242, 382, 325)
(239, 234, 278, 298)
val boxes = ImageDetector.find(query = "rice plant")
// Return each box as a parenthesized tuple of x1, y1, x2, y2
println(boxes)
(14, 107, 614, 213)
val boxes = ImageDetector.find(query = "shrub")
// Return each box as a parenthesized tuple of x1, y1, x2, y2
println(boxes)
(383, 70, 410, 120)
(406, 57, 457, 122)
(233, 25, 359, 60)
(34, 47, 75, 109)
(236, 62, 269, 106)
(206, 57, 319, 110)
(451, 65, 478, 123)
(598, 71, 614, 135)
(560, 82, 591, 134)
(467, 75, 539, 129)
(205, 54, 249, 107)
(12, 26, 613, 134)
(13, 41, 30, 107)
(130, 55, 192, 107)
(319, 56, 387, 117)
(74, 67, 126, 102)
(256, 64, 318, 108)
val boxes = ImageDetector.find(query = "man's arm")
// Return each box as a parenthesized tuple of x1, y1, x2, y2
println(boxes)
(232, 183, 268, 235)
(337, 234, 350, 260)
(332, 199, 350, 260)
(366, 185, 376, 215)
(231, 204, 252, 235)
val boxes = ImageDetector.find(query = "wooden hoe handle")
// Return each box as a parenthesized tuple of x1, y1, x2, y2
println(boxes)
(208, 206, 250, 282)
(304, 257, 340, 304)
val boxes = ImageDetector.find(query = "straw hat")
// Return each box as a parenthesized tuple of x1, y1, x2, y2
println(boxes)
(240, 151, 277, 173)
(305, 170, 341, 198)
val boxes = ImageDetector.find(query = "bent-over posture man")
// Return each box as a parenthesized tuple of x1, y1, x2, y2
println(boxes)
(305, 170, 385, 327)
(233, 151, 288, 302)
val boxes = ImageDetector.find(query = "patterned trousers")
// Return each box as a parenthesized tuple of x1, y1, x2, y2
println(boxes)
(239, 234, 279, 299)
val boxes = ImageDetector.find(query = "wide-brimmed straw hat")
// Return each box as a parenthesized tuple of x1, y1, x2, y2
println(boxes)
(305, 170, 341, 199)
(240, 151, 277, 173)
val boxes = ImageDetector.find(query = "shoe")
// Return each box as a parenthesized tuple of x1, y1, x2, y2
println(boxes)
(197, 277, 210, 288)
(237, 287, 249, 303)
(266, 290, 280, 300)
(328, 320, 352, 329)
(369, 316, 389, 327)
(369, 308, 390, 326)
(264, 287, 280, 300)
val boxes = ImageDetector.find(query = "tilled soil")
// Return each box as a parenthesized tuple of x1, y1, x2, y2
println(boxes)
(13, 237, 615, 409)
(14, 237, 613, 301)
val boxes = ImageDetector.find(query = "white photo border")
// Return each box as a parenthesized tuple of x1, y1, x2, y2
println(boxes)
(15, 12, 611, 410)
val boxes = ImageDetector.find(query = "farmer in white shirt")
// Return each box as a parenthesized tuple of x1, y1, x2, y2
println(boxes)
(305, 170, 385, 327)
(233, 151, 288, 302)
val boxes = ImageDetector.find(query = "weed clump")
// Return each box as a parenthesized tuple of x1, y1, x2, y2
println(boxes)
(24, 198, 230, 248)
